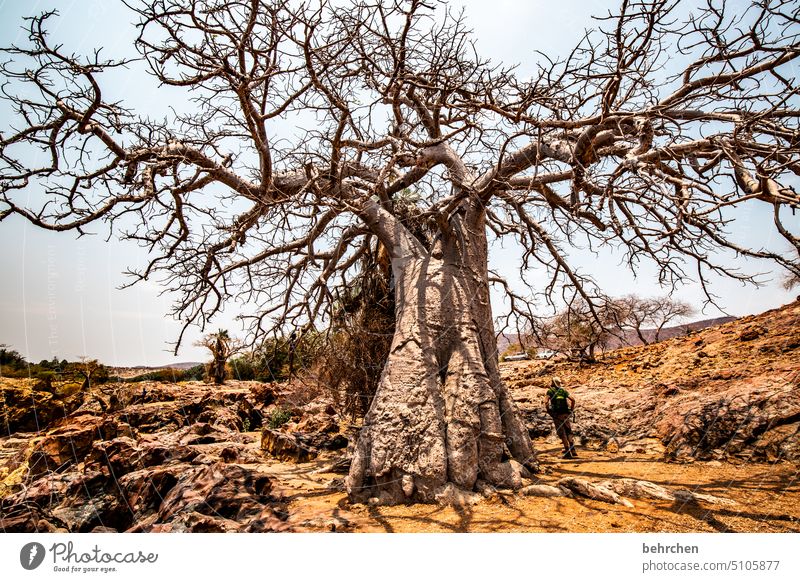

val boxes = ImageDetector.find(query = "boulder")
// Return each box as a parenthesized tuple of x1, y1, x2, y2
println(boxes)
(53, 382, 83, 398)
(172, 422, 243, 446)
(248, 383, 277, 407)
(27, 415, 133, 476)
(88, 436, 142, 476)
(143, 463, 289, 532)
(0, 377, 83, 434)
(672, 489, 738, 506)
(197, 406, 242, 431)
(50, 492, 129, 533)
(598, 478, 675, 501)
(261, 428, 318, 462)
(116, 401, 196, 432)
(217, 444, 263, 464)
(118, 464, 189, 523)
(294, 412, 338, 434)
(557, 476, 634, 507)
(3, 472, 73, 508)
(433, 483, 483, 506)
(0, 501, 69, 533)
(0, 469, 119, 532)
(738, 325, 767, 341)
(131, 437, 198, 467)
(750, 422, 800, 461)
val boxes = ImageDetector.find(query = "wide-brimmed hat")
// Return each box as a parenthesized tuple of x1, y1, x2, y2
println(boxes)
(550, 376, 562, 388)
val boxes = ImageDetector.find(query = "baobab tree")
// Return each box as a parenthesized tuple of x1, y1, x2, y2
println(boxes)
(196, 329, 242, 384)
(1, 0, 799, 503)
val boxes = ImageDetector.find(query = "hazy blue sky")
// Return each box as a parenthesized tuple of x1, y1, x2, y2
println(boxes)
(0, 0, 797, 366)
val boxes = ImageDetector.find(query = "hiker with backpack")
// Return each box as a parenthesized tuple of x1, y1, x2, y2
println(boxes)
(545, 376, 577, 459)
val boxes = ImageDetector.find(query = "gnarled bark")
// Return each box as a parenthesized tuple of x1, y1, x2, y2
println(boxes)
(346, 203, 536, 504)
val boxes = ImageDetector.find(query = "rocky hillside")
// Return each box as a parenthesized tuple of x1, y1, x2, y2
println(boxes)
(504, 299, 800, 462)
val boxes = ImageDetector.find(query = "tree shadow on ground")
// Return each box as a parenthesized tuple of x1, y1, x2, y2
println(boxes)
(344, 494, 569, 533)
(664, 501, 800, 533)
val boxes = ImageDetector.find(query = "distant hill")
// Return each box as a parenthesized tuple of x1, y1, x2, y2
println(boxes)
(119, 361, 202, 370)
(497, 315, 737, 353)
(164, 361, 204, 370)
(603, 316, 737, 349)
(109, 361, 203, 378)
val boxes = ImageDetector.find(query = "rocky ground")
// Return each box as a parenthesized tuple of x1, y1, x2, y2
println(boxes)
(0, 377, 355, 532)
(1, 300, 798, 533)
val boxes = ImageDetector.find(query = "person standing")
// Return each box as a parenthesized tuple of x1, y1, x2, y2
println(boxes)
(545, 377, 577, 459)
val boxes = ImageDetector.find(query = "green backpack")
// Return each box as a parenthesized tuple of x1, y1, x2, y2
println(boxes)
(548, 387, 571, 414)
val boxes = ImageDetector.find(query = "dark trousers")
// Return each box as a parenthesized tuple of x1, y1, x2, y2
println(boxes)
(551, 412, 574, 451)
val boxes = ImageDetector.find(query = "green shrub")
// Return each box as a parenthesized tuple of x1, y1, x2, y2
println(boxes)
(120, 364, 205, 384)
(0, 346, 111, 386)
(181, 364, 205, 381)
(226, 335, 323, 383)
(267, 407, 292, 429)
(1, 346, 27, 371)
(253, 340, 291, 382)
(125, 368, 184, 383)
(34, 370, 57, 387)
(228, 356, 257, 381)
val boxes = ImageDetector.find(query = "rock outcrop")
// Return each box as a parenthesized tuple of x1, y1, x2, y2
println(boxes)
(0, 379, 328, 532)
(0, 378, 84, 434)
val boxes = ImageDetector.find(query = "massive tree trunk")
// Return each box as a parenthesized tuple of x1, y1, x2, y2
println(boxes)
(346, 202, 536, 504)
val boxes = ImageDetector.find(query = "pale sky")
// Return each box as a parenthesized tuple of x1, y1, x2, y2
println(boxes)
(0, 0, 797, 366)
